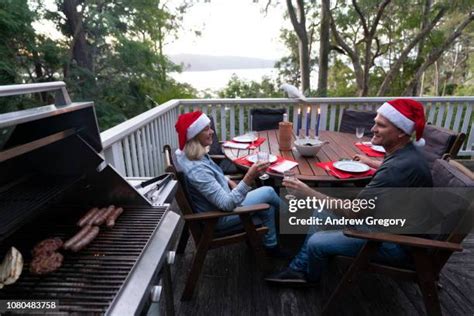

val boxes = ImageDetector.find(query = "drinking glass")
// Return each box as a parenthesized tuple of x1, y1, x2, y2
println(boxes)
(283, 170, 296, 200)
(356, 127, 365, 139)
(257, 151, 270, 180)
(248, 130, 258, 151)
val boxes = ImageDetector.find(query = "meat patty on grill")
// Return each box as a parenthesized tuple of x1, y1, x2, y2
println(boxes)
(31, 238, 64, 257)
(29, 252, 64, 275)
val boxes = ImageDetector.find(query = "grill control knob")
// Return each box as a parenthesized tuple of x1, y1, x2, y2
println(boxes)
(167, 251, 176, 265)
(150, 285, 162, 303)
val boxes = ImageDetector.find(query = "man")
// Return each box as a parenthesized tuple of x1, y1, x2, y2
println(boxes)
(266, 98, 433, 285)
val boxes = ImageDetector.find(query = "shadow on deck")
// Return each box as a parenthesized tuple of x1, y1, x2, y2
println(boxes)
(170, 233, 474, 316)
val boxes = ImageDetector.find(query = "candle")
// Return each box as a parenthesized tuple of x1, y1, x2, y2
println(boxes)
(306, 106, 311, 137)
(297, 107, 302, 135)
(316, 108, 321, 137)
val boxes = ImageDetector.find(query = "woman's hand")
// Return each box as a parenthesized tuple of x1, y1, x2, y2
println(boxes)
(243, 161, 270, 186)
(228, 179, 237, 189)
(282, 177, 314, 197)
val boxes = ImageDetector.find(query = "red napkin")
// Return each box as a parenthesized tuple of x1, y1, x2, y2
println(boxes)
(316, 161, 376, 179)
(247, 137, 266, 149)
(233, 154, 289, 171)
(355, 143, 385, 157)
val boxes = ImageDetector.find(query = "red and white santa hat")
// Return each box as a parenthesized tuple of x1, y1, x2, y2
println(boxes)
(377, 98, 426, 146)
(175, 111, 211, 150)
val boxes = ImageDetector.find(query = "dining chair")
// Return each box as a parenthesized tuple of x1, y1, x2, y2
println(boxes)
(163, 145, 270, 300)
(339, 109, 377, 137)
(250, 108, 286, 131)
(322, 157, 474, 315)
(421, 124, 466, 168)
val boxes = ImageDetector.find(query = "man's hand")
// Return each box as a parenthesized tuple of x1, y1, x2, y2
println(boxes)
(353, 154, 382, 169)
(282, 177, 314, 198)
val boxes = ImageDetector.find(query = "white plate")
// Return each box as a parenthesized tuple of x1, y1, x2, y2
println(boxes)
(246, 154, 278, 164)
(333, 161, 370, 173)
(232, 135, 258, 143)
(371, 145, 386, 153)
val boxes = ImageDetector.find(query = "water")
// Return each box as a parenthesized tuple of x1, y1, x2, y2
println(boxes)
(169, 68, 278, 92)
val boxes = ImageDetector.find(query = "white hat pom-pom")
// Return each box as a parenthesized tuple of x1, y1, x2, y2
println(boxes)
(414, 138, 425, 147)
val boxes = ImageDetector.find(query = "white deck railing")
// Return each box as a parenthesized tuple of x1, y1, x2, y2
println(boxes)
(101, 97, 474, 177)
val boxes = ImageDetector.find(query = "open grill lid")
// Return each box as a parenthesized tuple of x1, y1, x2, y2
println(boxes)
(0, 101, 102, 153)
(0, 95, 150, 243)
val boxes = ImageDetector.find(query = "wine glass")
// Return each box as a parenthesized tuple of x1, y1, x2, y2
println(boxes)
(356, 127, 365, 140)
(257, 151, 270, 180)
(283, 170, 296, 200)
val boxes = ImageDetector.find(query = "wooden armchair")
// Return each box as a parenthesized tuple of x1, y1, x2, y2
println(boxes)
(323, 158, 474, 315)
(421, 124, 466, 168)
(163, 145, 270, 300)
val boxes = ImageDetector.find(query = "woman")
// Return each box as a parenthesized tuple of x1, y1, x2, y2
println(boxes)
(174, 111, 284, 255)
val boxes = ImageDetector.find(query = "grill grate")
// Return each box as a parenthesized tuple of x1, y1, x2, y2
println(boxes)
(0, 206, 166, 315)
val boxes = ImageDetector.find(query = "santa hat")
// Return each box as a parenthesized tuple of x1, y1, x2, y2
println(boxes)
(175, 111, 211, 150)
(377, 98, 426, 146)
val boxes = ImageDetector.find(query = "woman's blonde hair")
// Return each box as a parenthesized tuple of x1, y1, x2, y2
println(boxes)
(184, 136, 209, 160)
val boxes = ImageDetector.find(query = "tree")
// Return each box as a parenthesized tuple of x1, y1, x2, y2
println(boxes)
(325, 0, 474, 96)
(316, 0, 330, 96)
(218, 75, 284, 98)
(286, 0, 311, 93)
(45, 0, 195, 129)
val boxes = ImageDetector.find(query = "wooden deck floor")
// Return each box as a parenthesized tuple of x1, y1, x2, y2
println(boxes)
(169, 233, 474, 316)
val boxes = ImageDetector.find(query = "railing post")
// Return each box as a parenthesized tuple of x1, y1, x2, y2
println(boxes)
(103, 142, 126, 175)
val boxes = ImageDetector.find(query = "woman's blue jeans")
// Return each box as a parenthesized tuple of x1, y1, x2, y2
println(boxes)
(289, 209, 412, 282)
(216, 186, 281, 248)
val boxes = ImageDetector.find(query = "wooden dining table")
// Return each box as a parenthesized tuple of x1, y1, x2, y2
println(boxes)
(222, 129, 384, 184)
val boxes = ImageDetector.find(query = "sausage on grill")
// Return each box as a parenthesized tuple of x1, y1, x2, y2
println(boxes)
(106, 207, 124, 228)
(87, 208, 106, 226)
(77, 207, 99, 227)
(93, 205, 115, 226)
(69, 226, 100, 252)
(63, 225, 93, 250)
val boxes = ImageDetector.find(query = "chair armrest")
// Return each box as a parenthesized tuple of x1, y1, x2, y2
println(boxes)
(209, 154, 226, 161)
(226, 174, 244, 180)
(343, 229, 463, 252)
(183, 203, 270, 222)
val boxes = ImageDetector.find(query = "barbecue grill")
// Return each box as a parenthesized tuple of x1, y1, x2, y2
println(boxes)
(0, 82, 180, 315)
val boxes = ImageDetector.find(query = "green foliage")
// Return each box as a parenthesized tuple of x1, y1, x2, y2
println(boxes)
(218, 75, 284, 98)
(0, 0, 196, 131)
(327, 58, 358, 97)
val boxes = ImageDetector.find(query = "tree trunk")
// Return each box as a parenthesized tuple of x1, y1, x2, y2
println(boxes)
(61, 0, 93, 73)
(411, 0, 432, 95)
(286, 0, 310, 93)
(317, 0, 330, 97)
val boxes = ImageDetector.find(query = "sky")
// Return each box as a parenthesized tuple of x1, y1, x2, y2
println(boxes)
(165, 0, 290, 59)
(33, 0, 291, 60)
